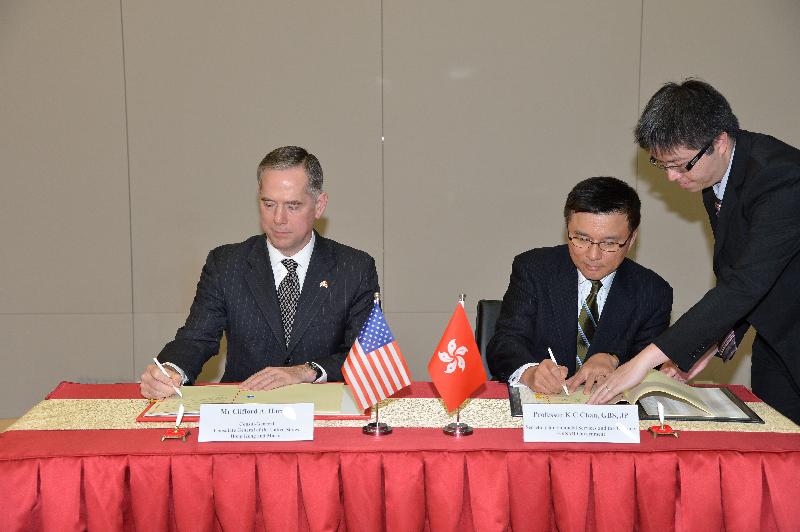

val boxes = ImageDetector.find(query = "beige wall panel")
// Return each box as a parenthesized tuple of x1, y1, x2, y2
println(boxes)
(122, 1, 383, 314)
(384, 310, 478, 381)
(4, 0, 797, 404)
(0, 1, 131, 314)
(0, 314, 133, 417)
(638, 0, 800, 385)
(382, 1, 642, 313)
(133, 312, 186, 377)
(133, 312, 226, 382)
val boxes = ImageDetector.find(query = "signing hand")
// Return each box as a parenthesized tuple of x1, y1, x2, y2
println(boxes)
(140, 363, 182, 399)
(566, 353, 618, 394)
(521, 359, 569, 394)
(588, 343, 669, 404)
(240, 364, 316, 391)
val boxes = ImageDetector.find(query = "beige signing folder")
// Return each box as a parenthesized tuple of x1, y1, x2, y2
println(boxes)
(142, 383, 364, 418)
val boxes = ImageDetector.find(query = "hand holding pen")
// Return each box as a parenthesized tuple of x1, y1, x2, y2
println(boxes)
(152, 358, 183, 398)
(548, 347, 570, 396)
(521, 348, 570, 394)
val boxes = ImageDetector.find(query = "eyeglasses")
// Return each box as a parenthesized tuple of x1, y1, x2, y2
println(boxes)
(567, 232, 633, 252)
(649, 139, 713, 174)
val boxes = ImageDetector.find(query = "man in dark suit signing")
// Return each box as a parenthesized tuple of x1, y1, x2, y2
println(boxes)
(487, 177, 673, 395)
(140, 146, 378, 399)
(591, 80, 800, 425)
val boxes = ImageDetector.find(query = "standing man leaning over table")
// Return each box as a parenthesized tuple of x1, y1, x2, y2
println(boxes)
(590, 80, 800, 425)
(487, 177, 673, 395)
(140, 146, 379, 399)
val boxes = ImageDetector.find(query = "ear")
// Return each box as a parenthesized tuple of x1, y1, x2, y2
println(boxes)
(715, 131, 731, 153)
(314, 192, 328, 219)
(627, 229, 638, 248)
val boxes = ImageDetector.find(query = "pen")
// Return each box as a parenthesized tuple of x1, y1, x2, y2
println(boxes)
(547, 347, 569, 396)
(152, 357, 183, 398)
(176, 403, 185, 428)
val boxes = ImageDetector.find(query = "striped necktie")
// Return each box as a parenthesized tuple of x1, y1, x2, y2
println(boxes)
(577, 280, 602, 365)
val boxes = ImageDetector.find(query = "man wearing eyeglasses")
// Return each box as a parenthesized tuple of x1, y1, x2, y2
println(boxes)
(590, 79, 800, 424)
(487, 177, 673, 395)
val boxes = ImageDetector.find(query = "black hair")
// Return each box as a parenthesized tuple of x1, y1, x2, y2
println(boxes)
(635, 79, 739, 153)
(564, 176, 641, 231)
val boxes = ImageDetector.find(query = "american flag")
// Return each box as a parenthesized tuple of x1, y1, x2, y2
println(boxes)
(342, 303, 412, 411)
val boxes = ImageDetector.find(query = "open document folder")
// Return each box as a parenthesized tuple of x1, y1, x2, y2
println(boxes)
(510, 370, 763, 423)
(140, 383, 366, 420)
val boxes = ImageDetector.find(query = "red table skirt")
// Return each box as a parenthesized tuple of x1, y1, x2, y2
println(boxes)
(1, 382, 798, 531)
(2, 440, 799, 531)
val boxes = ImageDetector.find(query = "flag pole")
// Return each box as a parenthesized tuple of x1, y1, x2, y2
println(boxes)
(443, 293, 474, 437)
(362, 291, 393, 436)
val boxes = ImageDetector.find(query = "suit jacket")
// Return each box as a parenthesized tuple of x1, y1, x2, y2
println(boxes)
(158, 232, 379, 383)
(487, 245, 673, 381)
(654, 131, 800, 380)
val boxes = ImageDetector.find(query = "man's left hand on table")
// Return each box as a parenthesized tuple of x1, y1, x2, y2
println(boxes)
(566, 353, 618, 394)
(239, 364, 317, 391)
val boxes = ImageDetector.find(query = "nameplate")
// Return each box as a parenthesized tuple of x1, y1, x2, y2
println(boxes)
(198, 403, 314, 442)
(523, 404, 640, 443)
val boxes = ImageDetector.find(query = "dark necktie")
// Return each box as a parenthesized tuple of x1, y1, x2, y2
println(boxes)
(713, 197, 737, 360)
(577, 280, 602, 364)
(278, 259, 300, 346)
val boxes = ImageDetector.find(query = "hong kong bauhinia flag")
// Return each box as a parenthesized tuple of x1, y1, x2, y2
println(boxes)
(342, 302, 412, 411)
(428, 302, 487, 412)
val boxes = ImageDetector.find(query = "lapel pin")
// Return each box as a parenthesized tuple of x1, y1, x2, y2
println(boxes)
(320, 280, 329, 288)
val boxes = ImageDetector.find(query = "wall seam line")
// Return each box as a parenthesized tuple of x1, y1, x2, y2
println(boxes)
(380, 0, 386, 304)
(636, 0, 645, 191)
(119, 0, 137, 380)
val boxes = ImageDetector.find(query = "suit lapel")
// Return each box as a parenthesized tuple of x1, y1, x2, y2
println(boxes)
(245, 237, 287, 349)
(286, 234, 336, 353)
(551, 247, 579, 364)
(712, 134, 749, 264)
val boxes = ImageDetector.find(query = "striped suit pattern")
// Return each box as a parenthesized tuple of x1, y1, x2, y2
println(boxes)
(158, 231, 379, 383)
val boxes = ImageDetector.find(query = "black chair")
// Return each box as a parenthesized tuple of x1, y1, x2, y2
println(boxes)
(475, 299, 502, 379)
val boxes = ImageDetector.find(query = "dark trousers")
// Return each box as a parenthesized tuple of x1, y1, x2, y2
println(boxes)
(751, 333, 800, 425)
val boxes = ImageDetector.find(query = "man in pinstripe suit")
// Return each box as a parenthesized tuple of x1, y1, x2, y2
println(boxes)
(487, 177, 673, 395)
(140, 146, 379, 399)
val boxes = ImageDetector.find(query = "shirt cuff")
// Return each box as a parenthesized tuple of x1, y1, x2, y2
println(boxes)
(162, 362, 189, 385)
(508, 362, 539, 387)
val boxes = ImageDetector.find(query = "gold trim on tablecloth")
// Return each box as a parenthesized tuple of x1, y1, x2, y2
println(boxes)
(5, 397, 799, 433)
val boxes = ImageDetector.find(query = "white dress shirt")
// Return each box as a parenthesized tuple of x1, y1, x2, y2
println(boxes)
(266, 231, 315, 291)
(712, 142, 736, 203)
